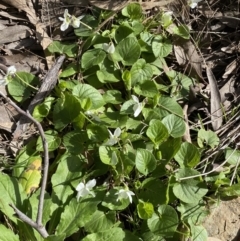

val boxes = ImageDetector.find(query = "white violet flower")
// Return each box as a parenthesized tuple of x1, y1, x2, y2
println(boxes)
(0, 66, 16, 86)
(71, 15, 85, 28)
(102, 42, 115, 54)
(59, 9, 84, 31)
(76, 179, 96, 201)
(105, 127, 121, 146)
(188, 0, 202, 9)
(59, 9, 71, 31)
(132, 95, 144, 117)
(116, 189, 135, 203)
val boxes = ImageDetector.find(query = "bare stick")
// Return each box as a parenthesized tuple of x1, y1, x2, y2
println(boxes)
(0, 91, 49, 237)
(9, 204, 48, 238)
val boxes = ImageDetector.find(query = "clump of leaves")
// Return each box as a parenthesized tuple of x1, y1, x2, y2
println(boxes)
(0, 3, 237, 241)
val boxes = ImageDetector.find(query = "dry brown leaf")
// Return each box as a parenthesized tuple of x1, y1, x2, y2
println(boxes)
(36, 23, 54, 67)
(207, 238, 223, 241)
(174, 45, 186, 65)
(0, 105, 18, 132)
(0, 3, 7, 9)
(223, 58, 238, 79)
(1, 0, 36, 24)
(89, 0, 175, 11)
(1, 53, 43, 73)
(174, 39, 203, 80)
(1, 0, 53, 67)
(0, 11, 27, 21)
(0, 0, 28, 11)
(206, 67, 223, 131)
(0, 25, 32, 44)
(139, 0, 175, 9)
(89, 0, 129, 10)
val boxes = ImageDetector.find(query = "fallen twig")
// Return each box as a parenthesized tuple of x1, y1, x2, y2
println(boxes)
(0, 91, 50, 238)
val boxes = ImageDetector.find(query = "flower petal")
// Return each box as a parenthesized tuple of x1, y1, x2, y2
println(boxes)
(102, 43, 110, 52)
(118, 189, 128, 199)
(127, 192, 133, 203)
(105, 139, 115, 146)
(60, 22, 69, 31)
(63, 9, 69, 18)
(0, 78, 7, 86)
(86, 179, 96, 189)
(102, 43, 115, 54)
(7, 66, 16, 75)
(71, 17, 80, 28)
(133, 103, 142, 117)
(88, 190, 96, 197)
(131, 95, 139, 103)
(189, 2, 198, 8)
(108, 129, 114, 138)
(76, 182, 84, 191)
(107, 43, 115, 54)
(77, 192, 82, 201)
(114, 128, 121, 138)
(77, 15, 85, 20)
(78, 187, 89, 197)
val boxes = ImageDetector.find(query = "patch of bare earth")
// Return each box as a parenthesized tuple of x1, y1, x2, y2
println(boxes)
(203, 197, 240, 241)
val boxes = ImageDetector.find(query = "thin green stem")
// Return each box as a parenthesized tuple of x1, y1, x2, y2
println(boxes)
(16, 73, 38, 91)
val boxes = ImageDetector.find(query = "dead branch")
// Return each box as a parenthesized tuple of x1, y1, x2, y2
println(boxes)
(0, 91, 50, 238)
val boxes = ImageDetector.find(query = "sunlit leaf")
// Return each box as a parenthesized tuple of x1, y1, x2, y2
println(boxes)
(197, 129, 219, 148)
(0, 173, 27, 223)
(56, 198, 98, 238)
(51, 153, 84, 204)
(8, 72, 39, 103)
(146, 119, 169, 146)
(84, 210, 116, 233)
(81, 49, 106, 69)
(116, 37, 141, 65)
(135, 148, 157, 175)
(0, 224, 20, 241)
(130, 59, 153, 85)
(175, 142, 200, 168)
(161, 114, 186, 138)
(147, 205, 178, 237)
(73, 83, 105, 109)
(152, 36, 172, 57)
(137, 200, 154, 219)
(53, 92, 82, 130)
(19, 157, 42, 194)
(36, 130, 61, 152)
(47, 41, 78, 57)
(173, 168, 208, 204)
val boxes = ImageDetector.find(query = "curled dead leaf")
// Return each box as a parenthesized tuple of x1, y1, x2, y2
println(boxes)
(206, 67, 223, 131)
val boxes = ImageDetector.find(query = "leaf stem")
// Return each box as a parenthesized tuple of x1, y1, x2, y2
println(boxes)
(15, 73, 38, 91)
